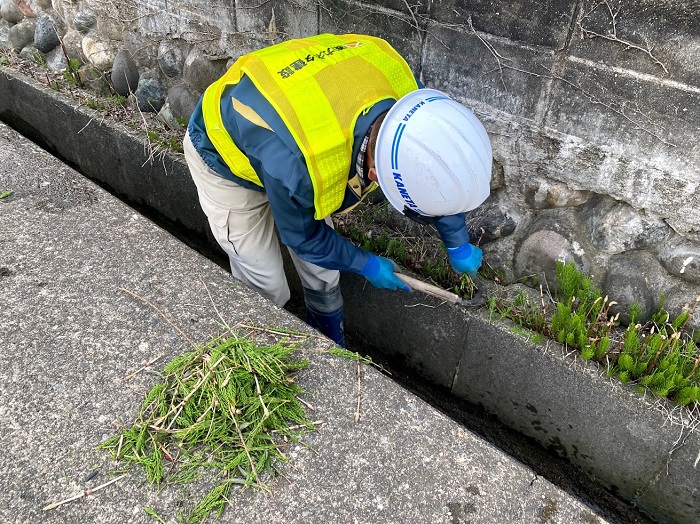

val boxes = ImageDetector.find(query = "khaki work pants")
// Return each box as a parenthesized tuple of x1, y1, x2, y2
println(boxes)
(183, 131, 340, 306)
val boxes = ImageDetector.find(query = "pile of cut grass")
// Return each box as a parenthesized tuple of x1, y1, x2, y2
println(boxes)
(100, 332, 314, 523)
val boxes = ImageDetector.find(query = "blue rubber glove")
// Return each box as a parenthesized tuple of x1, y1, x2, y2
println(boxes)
(359, 255, 410, 292)
(447, 243, 482, 277)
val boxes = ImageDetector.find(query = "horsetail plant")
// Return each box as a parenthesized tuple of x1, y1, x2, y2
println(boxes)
(490, 260, 700, 408)
(552, 262, 700, 405)
(100, 332, 315, 524)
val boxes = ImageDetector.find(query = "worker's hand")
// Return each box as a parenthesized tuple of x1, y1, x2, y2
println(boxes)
(360, 255, 410, 292)
(447, 242, 482, 277)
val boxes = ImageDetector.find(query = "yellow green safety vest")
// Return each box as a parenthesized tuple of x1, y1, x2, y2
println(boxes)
(201, 33, 418, 219)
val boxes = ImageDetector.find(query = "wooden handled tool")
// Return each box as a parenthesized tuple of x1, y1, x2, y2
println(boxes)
(396, 273, 486, 307)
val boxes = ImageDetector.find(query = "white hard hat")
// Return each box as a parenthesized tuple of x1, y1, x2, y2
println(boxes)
(375, 89, 492, 217)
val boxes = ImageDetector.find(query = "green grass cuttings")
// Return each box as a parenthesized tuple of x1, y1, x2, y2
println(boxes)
(328, 347, 385, 370)
(100, 333, 314, 524)
(491, 261, 700, 408)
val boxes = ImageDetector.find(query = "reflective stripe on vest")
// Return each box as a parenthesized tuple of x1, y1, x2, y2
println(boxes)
(201, 33, 418, 219)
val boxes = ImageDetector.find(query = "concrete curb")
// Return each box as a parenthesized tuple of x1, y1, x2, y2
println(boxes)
(344, 279, 700, 523)
(1, 68, 698, 523)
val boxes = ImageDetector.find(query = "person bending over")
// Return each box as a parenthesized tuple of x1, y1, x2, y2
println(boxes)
(184, 33, 492, 347)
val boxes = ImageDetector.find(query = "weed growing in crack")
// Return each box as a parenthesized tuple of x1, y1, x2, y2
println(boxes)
(488, 287, 551, 338)
(75, 93, 127, 119)
(32, 50, 47, 67)
(146, 129, 185, 154)
(62, 58, 83, 87)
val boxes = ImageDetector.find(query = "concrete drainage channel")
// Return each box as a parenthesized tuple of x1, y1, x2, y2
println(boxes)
(1, 69, 698, 524)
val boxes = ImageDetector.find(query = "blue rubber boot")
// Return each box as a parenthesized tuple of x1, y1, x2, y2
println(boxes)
(303, 286, 345, 347)
(306, 305, 345, 347)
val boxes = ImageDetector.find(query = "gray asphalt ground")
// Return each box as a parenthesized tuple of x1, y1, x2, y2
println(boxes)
(0, 120, 610, 523)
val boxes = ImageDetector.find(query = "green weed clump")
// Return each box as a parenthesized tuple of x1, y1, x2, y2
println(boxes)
(552, 262, 700, 405)
(612, 302, 700, 404)
(100, 333, 314, 524)
(550, 261, 618, 362)
(490, 261, 700, 408)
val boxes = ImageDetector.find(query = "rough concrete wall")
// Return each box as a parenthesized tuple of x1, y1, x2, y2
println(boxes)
(1, 0, 699, 328)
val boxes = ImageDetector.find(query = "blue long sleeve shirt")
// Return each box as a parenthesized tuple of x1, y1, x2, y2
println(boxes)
(188, 75, 469, 273)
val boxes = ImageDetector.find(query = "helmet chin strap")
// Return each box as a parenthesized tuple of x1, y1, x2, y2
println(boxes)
(402, 206, 438, 225)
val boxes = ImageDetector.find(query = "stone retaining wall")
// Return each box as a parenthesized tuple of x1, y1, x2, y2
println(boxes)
(0, 0, 699, 329)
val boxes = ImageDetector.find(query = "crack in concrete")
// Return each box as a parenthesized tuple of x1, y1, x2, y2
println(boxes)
(449, 318, 472, 392)
(534, 0, 585, 127)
